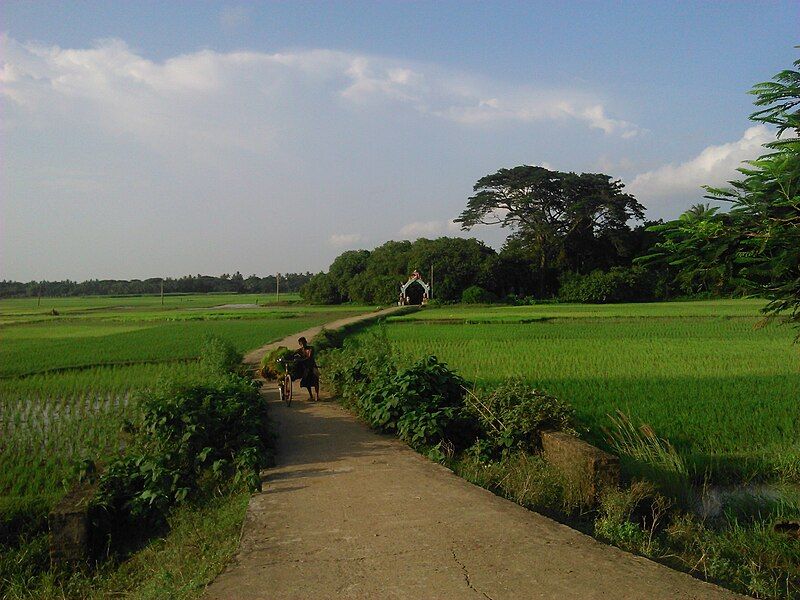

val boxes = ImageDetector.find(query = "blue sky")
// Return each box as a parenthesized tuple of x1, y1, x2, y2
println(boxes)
(2, 1, 798, 280)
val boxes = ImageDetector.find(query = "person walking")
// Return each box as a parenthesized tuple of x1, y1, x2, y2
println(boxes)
(296, 337, 320, 401)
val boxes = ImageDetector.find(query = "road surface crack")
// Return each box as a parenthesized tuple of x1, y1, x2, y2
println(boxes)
(451, 548, 494, 599)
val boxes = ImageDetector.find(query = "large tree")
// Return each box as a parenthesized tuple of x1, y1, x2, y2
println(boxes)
(406, 237, 496, 302)
(645, 53, 800, 325)
(455, 166, 645, 294)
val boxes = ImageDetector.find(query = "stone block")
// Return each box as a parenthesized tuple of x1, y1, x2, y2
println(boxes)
(541, 431, 620, 505)
(49, 482, 97, 566)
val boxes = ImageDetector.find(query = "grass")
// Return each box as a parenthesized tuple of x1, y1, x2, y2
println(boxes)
(373, 300, 800, 481)
(0, 293, 374, 598)
(0, 297, 366, 501)
(1, 492, 249, 599)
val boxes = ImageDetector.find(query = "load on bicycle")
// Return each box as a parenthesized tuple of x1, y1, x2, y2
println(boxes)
(258, 337, 320, 404)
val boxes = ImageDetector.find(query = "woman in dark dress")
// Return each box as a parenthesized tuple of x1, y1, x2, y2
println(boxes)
(296, 337, 320, 402)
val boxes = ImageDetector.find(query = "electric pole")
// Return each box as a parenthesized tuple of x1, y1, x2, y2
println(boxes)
(276, 272, 280, 301)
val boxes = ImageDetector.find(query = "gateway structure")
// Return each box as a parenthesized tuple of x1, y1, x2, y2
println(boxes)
(398, 270, 430, 305)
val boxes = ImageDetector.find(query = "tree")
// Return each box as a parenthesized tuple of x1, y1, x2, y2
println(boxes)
(406, 237, 496, 302)
(456, 166, 645, 295)
(646, 52, 800, 325)
(328, 250, 371, 302)
(299, 273, 341, 304)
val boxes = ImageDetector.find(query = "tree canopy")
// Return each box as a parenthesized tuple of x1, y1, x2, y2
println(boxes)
(455, 166, 646, 294)
(643, 52, 800, 325)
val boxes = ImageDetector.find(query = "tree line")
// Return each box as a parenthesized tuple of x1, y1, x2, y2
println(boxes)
(0, 272, 314, 298)
(304, 52, 799, 317)
(300, 170, 678, 305)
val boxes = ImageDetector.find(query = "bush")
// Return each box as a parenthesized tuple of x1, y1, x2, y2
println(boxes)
(300, 272, 341, 304)
(558, 266, 656, 303)
(464, 380, 576, 456)
(93, 374, 270, 536)
(595, 481, 670, 557)
(461, 285, 498, 304)
(199, 335, 243, 376)
(322, 330, 478, 454)
(362, 356, 476, 452)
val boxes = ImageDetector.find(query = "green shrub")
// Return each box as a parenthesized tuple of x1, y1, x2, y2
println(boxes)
(93, 374, 269, 535)
(199, 335, 243, 376)
(595, 481, 670, 558)
(558, 266, 655, 303)
(461, 285, 498, 304)
(322, 330, 477, 452)
(464, 380, 576, 456)
(361, 356, 476, 450)
(321, 329, 397, 409)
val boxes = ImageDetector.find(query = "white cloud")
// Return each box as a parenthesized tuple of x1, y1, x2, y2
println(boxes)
(399, 220, 461, 238)
(0, 34, 639, 147)
(328, 233, 362, 247)
(437, 94, 641, 137)
(0, 33, 640, 280)
(629, 126, 773, 202)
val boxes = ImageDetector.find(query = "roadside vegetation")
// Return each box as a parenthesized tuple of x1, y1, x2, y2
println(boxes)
(320, 324, 800, 599)
(381, 301, 800, 481)
(0, 294, 367, 598)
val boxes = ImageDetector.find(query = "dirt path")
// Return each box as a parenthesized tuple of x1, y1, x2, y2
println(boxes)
(205, 310, 746, 600)
(241, 306, 403, 366)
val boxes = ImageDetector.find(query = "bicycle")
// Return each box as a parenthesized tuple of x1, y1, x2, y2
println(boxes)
(276, 356, 293, 406)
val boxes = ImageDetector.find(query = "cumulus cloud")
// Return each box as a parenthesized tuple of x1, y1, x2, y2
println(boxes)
(0, 34, 638, 142)
(629, 126, 773, 202)
(0, 33, 639, 279)
(328, 233, 362, 247)
(399, 220, 461, 238)
(440, 95, 640, 137)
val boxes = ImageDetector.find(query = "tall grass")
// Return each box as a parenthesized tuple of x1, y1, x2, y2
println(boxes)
(374, 303, 800, 481)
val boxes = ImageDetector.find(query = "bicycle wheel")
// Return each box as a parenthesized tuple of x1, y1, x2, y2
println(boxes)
(278, 381, 286, 404)
(283, 374, 292, 406)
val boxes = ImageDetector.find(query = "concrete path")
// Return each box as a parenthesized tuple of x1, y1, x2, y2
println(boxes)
(241, 306, 404, 366)
(205, 311, 746, 600)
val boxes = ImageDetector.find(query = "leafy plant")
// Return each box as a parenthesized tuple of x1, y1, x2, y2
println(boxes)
(199, 335, 243, 376)
(558, 266, 656, 303)
(460, 285, 498, 304)
(93, 374, 269, 535)
(642, 51, 800, 328)
(464, 380, 576, 456)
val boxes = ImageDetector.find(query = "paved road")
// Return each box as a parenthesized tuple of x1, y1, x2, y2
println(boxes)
(205, 311, 745, 600)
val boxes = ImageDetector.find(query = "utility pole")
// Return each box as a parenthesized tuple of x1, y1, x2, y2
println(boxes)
(160, 280, 164, 306)
(276, 272, 280, 301)
(430, 264, 434, 301)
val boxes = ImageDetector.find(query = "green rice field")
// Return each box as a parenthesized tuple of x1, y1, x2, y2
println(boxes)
(0, 294, 366, 505)
(381, 299, 800, 481)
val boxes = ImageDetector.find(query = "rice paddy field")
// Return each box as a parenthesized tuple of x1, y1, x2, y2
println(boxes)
(382, 299, 800, 482)
(0, 293, 365, 509)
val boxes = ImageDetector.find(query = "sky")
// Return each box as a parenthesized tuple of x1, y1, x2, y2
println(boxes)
(1, 1, 798, 281)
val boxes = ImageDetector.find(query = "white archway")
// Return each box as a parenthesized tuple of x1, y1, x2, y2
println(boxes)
(399, 271, 431, 305)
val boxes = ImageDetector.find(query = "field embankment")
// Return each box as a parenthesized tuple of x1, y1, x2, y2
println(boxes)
(318, 298, 800, 599)
(0, 294, 369, 598)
